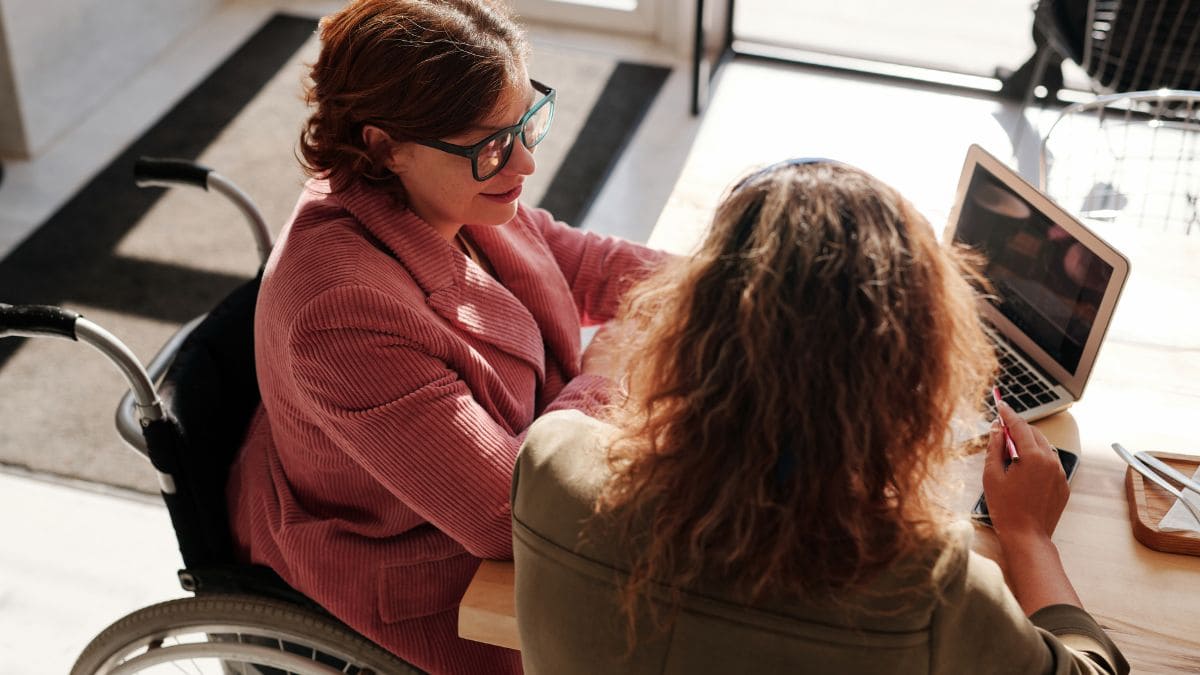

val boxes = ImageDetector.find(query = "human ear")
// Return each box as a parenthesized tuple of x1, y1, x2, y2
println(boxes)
(362, 124, 409, 175)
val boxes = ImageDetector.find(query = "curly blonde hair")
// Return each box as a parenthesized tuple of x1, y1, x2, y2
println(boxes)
(597, 160, 996, 634)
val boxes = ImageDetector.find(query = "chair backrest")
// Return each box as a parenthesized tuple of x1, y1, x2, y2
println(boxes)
(153, 273, 262, 570)
(1036, 0, 1090, 66)
(1081, 0, 1200, 93)
(147, 271, 335, 608)
(1039, 90, 1200, 235)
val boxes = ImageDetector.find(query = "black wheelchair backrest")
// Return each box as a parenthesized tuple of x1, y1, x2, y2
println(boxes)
(151, 272, 262, 571)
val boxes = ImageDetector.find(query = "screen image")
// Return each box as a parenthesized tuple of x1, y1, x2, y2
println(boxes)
(954, 168, 1114, 374)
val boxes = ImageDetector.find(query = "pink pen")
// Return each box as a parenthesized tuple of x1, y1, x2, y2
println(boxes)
(992, 386, 1020, 463)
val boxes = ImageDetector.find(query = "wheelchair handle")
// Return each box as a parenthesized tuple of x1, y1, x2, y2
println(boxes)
(134, 157, 213, 189)
(134, 156, 273, 264)
(0, 303, 176, 491)
(0, 303, 79, 340)
(0, 302, 163, 418)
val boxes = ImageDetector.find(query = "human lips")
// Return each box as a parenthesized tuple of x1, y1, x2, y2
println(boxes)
(480, 184, 522, 203)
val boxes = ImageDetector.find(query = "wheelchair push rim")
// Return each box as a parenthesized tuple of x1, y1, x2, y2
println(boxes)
(71, 594, 422, 675)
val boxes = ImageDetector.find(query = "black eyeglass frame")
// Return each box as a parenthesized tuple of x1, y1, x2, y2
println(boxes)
(415, 80, 556, 182)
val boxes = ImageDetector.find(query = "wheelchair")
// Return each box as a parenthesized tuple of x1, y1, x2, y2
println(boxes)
(0, 159, 422, 674)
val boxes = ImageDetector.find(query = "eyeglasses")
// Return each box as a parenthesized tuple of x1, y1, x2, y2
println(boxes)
(416, 80, 556, 182)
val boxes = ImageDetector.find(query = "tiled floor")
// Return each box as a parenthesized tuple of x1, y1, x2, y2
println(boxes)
(0, 471, 179, 675)
(0, 1, 1079, 672)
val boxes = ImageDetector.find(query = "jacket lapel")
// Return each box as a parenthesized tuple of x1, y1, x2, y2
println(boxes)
(465, 216, 583, 383)
(335, 181, 546, 379)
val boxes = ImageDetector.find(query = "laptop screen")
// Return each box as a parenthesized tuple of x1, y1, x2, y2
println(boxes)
(953, 166, 1114, 375)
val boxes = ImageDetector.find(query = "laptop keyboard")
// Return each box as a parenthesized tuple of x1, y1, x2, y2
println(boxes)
(987, 336, 1063, 414)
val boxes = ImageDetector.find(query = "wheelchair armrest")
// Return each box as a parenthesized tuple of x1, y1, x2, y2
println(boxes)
(115, 315, 205, 454)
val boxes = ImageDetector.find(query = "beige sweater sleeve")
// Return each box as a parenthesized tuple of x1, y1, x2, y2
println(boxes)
(932, 548, 1128, 675)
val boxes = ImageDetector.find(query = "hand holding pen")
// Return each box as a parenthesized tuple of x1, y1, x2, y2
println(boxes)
(982, 397, 1069, 539)
(980, 396, 1080, 614)
(993, 386, 1020, 465)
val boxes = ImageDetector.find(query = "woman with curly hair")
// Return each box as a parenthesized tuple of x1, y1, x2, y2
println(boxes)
(511, 159, 1127, 674)
(225, 1, 662, 672)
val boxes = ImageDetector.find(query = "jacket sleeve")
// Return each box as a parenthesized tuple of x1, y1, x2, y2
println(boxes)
(526, 206, 668, 326)
(932, 549, 1128, 675)
(1028, 604, 1130, 675)
(542, 372, 614, 417)
(287, 284, 522, 560)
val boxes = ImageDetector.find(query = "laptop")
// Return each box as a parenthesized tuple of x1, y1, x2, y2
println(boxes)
(945, 145, 1131, 422)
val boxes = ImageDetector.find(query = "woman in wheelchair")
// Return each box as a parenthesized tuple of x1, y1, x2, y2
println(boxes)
(225, 0, 662, 672)
(511, 160, 1129, 673)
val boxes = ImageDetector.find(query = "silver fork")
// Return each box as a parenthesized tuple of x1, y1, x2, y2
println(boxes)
(1112, 443, 1200, 525)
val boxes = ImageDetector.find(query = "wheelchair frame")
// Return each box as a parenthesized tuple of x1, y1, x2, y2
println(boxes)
(0, 158, 421, 675)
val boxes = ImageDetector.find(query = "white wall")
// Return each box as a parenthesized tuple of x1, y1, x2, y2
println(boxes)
(0, 0, 220, 158)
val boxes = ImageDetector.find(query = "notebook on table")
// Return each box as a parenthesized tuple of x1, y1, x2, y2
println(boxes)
(946, 145, 1131, 422)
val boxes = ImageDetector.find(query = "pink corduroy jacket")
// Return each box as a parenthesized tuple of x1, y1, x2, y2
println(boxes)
(226, 178, 662, 674)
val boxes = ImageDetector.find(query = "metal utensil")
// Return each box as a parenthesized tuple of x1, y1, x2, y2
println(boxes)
(1112, 443, 1200, 525)
(1134, 451, 1200, 495)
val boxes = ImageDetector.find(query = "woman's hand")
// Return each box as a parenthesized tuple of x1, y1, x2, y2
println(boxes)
(981, 401, 1069, 542)
(981, 400, 1082, 615)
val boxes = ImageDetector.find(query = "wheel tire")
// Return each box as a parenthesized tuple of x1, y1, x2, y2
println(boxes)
(71, 594, 423, 675)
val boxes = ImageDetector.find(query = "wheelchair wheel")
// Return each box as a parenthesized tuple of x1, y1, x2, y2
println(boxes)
(71, 594, 423, 675)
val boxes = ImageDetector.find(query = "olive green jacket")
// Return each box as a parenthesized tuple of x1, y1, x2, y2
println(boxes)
(511, 410, 1128, 675)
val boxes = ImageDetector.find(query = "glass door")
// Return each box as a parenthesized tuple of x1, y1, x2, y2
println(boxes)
(512, 0, 659, 36)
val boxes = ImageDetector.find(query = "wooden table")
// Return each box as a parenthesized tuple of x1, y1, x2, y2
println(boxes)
(460, 220, 1200, 673)
(458, 557, 522, 651)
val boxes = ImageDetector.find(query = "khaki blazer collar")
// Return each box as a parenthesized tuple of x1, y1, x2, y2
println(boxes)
(333, 180, 548, 381)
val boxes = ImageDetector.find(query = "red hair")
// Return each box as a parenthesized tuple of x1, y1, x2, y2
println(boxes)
(299, 0, 528, 199)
